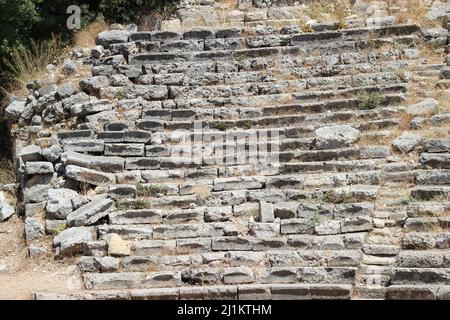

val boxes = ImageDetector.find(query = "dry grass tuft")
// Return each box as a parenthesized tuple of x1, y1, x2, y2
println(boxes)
(1, 35, 63, 97)
(73, 17, 109, 48)
(0, 158, 15, 185)
(389, 0, 448, 28)
(305, 0, 352, 23)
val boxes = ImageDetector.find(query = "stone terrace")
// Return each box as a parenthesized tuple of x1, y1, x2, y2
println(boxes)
(2, 0, 450, 300)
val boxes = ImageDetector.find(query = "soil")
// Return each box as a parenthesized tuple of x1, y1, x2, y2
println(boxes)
(0, 217, 84, 300)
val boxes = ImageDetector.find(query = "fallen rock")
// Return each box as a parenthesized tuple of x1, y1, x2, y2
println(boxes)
(47, 188, 87, 219)
(54, 227, 93, 256)
(4, 100, 26, 120)
(95, 30, 130, 48)
(61, 59, 77, 75)
(0, 191, 15, 221)
(407, 99, 438, 116)
(315, 125, 361, 150)
(67, 197, 113, 227)
(106, 233, 131, 256)
(24, 217, 45, 241)
(392, 132, 422, 153)
(25, 161, 54, 175)
(0, 264, 8, 274)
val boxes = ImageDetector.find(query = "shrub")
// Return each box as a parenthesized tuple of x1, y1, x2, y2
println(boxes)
(357, 92, 382, 110)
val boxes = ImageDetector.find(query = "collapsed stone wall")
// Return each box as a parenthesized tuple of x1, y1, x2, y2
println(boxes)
(1, 0, 450, 300)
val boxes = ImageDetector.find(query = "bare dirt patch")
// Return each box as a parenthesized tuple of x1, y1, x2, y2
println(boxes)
(0, 217, 83, 300)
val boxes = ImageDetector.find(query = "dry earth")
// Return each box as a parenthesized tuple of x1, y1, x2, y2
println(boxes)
(0, 217, 83, 300)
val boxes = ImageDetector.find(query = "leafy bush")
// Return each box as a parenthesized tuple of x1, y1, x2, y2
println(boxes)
(357, 92, 382, 110)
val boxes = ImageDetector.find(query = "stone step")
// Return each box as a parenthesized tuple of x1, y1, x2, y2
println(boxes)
(127, 24, 420, 65)
(390, 268, 450, 285)
(35, 283, 354, 300)
(387, 285, 450, 300)
(81, 266, 359, 290)
(410, 186, 450, 201)
(404, 216, 450, 232)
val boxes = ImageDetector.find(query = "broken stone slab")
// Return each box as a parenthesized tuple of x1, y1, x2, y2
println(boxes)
(259, 201, 274, 222)
(19, 145, 43, 163)
(392, 132, 422, 153)
(46, 188, 87, 219)
(109, 209, 162, 225)
(23, 184, 50, 203)
(106, 233, 132, 257)
(314, 125, 361, 150)
(143, 271, 182, 288)
(28, 246, 48, 258)
(79, 76, 110, 95)
(42, 145, 63, 162)
(83, 272, 142, 290)
(25, 161, 54, 175)
(67, 197, 113, 227)
(204, 206, 233, 222)
(4, 100, 26, 120)
(56, 83, 78, 99)
(70, 99, 112, 116)
(407, 99, 438, 116)
(24, 217, 45, 241)
(0, 190, 15, 221)
(213, 177, 264, 191)
(54, 226, 93, 256)
(96, 30, 130, 48)
(65, 165, 115, 186)
(104, 143, 145, 157)
(62, 151, 124, 173)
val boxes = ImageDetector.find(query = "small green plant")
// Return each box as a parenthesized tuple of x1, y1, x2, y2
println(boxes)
(431, 39, 446, 50)
(322, 190, 357, 204)
(137, 183, 165, 197)
(53, 223, 68, 235)
(116, 197, 128, 211)
(131, 199, 152, 209)
(243, 120, 253, 130)
(305, 212, 324, 229)
(394, 67, 407, 81)
(210, 121, 230, 131)
(357, 92, 382, 110)
(397, 195, 417, 206)
(114, 88, 127, 99)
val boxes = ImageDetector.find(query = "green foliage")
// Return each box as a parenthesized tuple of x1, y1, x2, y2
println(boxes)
(357, 92, 382, 110)
(210, 121, 230, 132)
(99, 0, 177, 24)
(0, 0, 177, 101)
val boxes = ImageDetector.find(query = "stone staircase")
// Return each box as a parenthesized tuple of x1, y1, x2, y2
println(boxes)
(3, 0, 450, 300)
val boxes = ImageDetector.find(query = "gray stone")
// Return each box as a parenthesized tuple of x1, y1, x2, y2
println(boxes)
(314, 125, 360, 150)
(67, 197, 113, 227)
(96, 30, 130, 48)
(91, 46, 104, 59)
(56, 83, 77, 99)
(20, 145, 43, 163)
(61, 59, 77, 75)
(23, 184, 50, 203)
(28, 246, 48, 258)
(4, 100, 26, 119)
(79, 77, 110, 95)
(62, 151, 124, 173)
(392, 132, 422, 153)
(24, 217, 45, 241)
(407, 99, 438, 116)
(25, 161, 54, 175)
(54, 227, 93, 255)
(0, 191, 15, 221)
(65, 165, 115, 186)
(47, 188, 86, 219)
(38, 84, 58, 97)
(42, 145, 62, 162)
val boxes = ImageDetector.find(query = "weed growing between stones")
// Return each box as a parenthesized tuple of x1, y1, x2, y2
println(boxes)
(357, 92, 382, 110)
